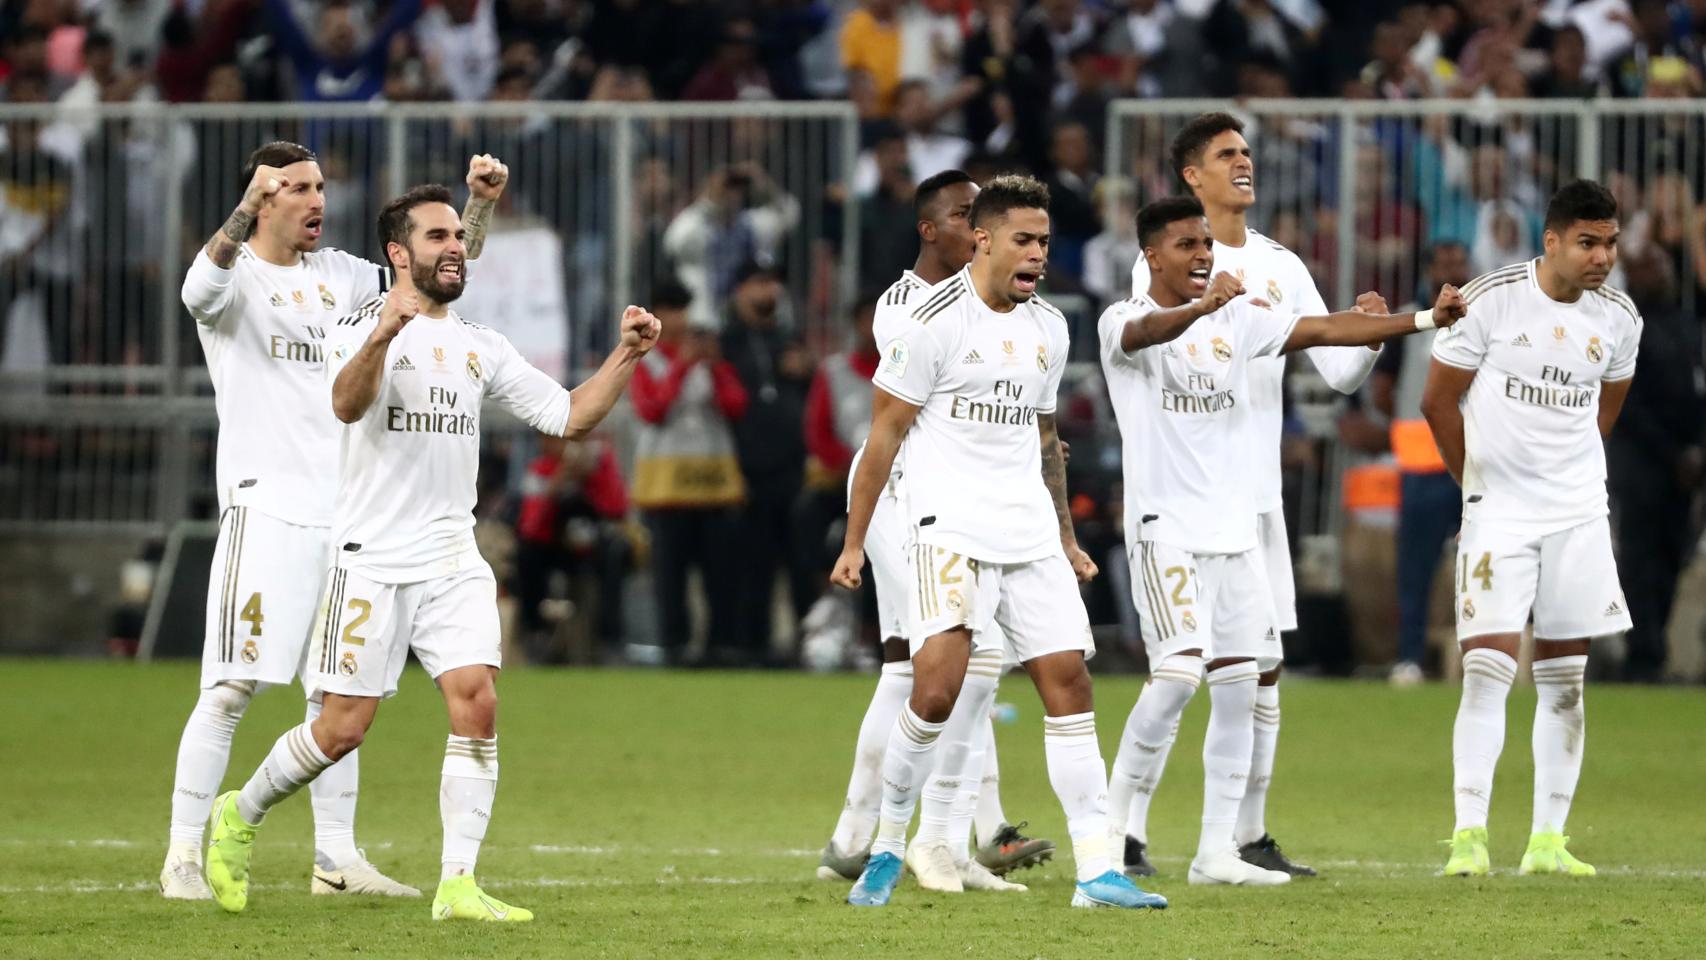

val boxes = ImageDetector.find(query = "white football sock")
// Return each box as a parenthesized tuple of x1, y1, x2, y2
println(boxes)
(1530, 655, 1588, 834)
(236, 722, 334, 824)
(1453, 648, 1516, 831)
(441, 736, 498, 881)
(168, 681, 253, 854)
(1108, 656, 1200, 845)
(871, 704, 946, 858)
(972, 719, 1009, 845)
(1236, 682, 1281, 846)
(305, 698, 361, 869)
(1043, 711, 1112, 882)
(1198, 662, 1259, 860)
(916, 653, 1000, 851)
(829, 662, 913, 856)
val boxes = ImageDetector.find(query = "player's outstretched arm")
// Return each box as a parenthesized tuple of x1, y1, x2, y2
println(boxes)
(201, 165, 291, 269)
(332, 288, 419, 423)
(460, 154, 509, 261)
(830, 390, 921, 590)
(1118, 272, 1243, 352)
(1419, 358, 1476, 485)
(1039, 413, 1096, 582)
(562, 306, 662, 440)
(1284, 284, 1467, 352)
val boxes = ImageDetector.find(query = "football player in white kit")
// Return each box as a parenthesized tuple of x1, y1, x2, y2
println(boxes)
(1100, 197, 1464, 885)
(202, 184, 661, 921)
(1422, 180, 1638, 879)
(164, 142, 509, 900)
(817, 171, 1052, 893)
(1111, 112, 1381, 878)
(831, 175, 1165, 910)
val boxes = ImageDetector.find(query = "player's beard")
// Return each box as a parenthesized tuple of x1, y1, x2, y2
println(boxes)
(412, 253, 466, 304)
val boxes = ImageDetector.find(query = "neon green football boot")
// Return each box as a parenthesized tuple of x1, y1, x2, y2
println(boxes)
(431, 875, 534, 922)
(204, 791, 261, 912)
(1520, 832, 1596, 877)
(1442, 827, 1491, 877)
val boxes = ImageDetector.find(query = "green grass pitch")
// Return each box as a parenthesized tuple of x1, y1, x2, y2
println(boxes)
(2, 659, 1702, 959)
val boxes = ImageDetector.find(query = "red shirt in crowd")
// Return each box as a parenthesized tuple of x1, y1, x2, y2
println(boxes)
(516, 441, 629, 545)
(628, 340, 750, 424)
(803, 349, 879, 474)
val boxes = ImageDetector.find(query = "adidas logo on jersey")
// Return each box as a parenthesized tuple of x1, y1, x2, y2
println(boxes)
(962, 350, 984, 365)
(1511, 333, 1532, 347)
(392, 356, 415, 372)
(1604, 600, 1622, 616)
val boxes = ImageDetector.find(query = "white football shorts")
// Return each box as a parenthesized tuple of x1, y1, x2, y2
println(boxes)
(306, 561, 503, 700)
(906, 544, 1094, 664)
(1454, 514, 1631, 642)
(865, 489, 910, 642)
(1257, 507, 1298, 633)
(200, 506, 332, 689)
(1129, 539, 1282, 671)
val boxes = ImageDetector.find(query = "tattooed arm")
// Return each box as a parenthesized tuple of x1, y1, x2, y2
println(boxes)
(461, 154, 510, 261)
(1039, 412, 1097, 582)
(205, 164, 288, 267)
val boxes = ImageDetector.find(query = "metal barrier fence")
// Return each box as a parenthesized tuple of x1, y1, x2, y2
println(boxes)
(0, 101, 858, 535)
(1103, 99, 1706, 585)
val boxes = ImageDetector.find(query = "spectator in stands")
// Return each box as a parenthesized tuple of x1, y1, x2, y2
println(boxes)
(856, 123, 919, 292)
(1059, 43, 1113, 146)
(263, 0, 423, 102)
(1467, 137, 1539, 274)
(879, 79, 972, 190)
(95, 0, 173, 74)
(629, 280, 748, 665)
(721, 261, 815, 665)
(898, 0, 964, 106)
(1101, 0, 1176, 98)
(1082, 177, 1140, 306)
(58, 30, 150, 128)
(960, 0, 1057, 174)
(754, 0, 835, 101)
(1027, 0, 1099, 108)
(0, 72, 74, 367)
(1045, 119, 1099, 284)
(1361, 20, 1431, 99)
(1533, 24, 1598, 98)
(415, 0, 500, 102)
(155, 1, 255, 104)
(1609, 247, 1706, 682)
(684, 15, 775, 101)
(842, 0, 903, 118)
(663, 162, 800, 329)
(1608, 0, 1696, 97)
(512, 433, 632, 664)
(1372, 241, 1470, 683)
(1, 25, 57, 98)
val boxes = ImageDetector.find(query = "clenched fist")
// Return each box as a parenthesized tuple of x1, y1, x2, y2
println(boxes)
(830, 546, 865, 590)
(375, 287, 419, 342)
(466, 154, 509, 202)
(1196, 271, 1245, 316)
(619, 305, 662, 355)
(241, 164, 290, 214)
(1355, 291, 1390, 315)
(1433, 283, 1467, 327)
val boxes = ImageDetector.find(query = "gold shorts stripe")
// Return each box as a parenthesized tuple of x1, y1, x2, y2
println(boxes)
(1139, 544, 1174, 641)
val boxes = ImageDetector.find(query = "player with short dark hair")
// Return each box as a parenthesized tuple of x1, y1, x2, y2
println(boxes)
(1423, 179, 1637, 879)
(202, 185, 663, 922)
(1103, 199, 1465, 885)
(833, 175, 1164, 910)
(163, 143, 509, 901)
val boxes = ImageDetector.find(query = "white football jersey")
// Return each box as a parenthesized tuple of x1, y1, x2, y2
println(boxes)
(872, 265, 1070, 564)
(847, 269, 929, 508)
(183, 245, 385, 526)
(1099, 295, 1299, 555)
(325, 299, 572, 583)
(1432, 259, 1640, 534)
(1131, 227, 1377, 511)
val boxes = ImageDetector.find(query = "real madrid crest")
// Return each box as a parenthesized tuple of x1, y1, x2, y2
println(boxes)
(240, 640, 259, 664)
(1586, 336, 1603, 363)
(318, 283, 336, 310)
(340, 650, 358, 675)
(946, 588, 964, 612)
(1035, 344, 1048, 372)
(1181, 611, 1198, 633)
(466, 350, 484, 383)
(1266, 279, 1283, 304)
(1461, 598, 1476, 621)
(1211, 337, 1233, 362)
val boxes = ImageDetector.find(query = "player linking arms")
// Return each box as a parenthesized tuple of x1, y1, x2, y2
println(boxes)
(1100, 197, 1463, 885)
(164, 143, 507, 901)
(201, 185, 660, 922)
(1423, 180, 1638, 879)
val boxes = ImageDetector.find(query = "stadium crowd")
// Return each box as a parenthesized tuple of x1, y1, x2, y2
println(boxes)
(1, 0, 1703, 679)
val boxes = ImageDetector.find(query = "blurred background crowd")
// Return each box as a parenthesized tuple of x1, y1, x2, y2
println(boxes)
(1, 0, 1703, 682)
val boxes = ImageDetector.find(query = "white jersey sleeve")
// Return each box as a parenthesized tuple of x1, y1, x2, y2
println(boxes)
(1292, 260, 1380, 393)
(872, 307, 949, 407)
(1605, 313, 1639, 381)
(182, 250, 239, 325)
(485, 332, 572, 436)
(1431, 284, 1495, 370)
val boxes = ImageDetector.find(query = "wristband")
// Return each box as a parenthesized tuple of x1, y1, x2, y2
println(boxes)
(1414, 309, 1436, 331)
